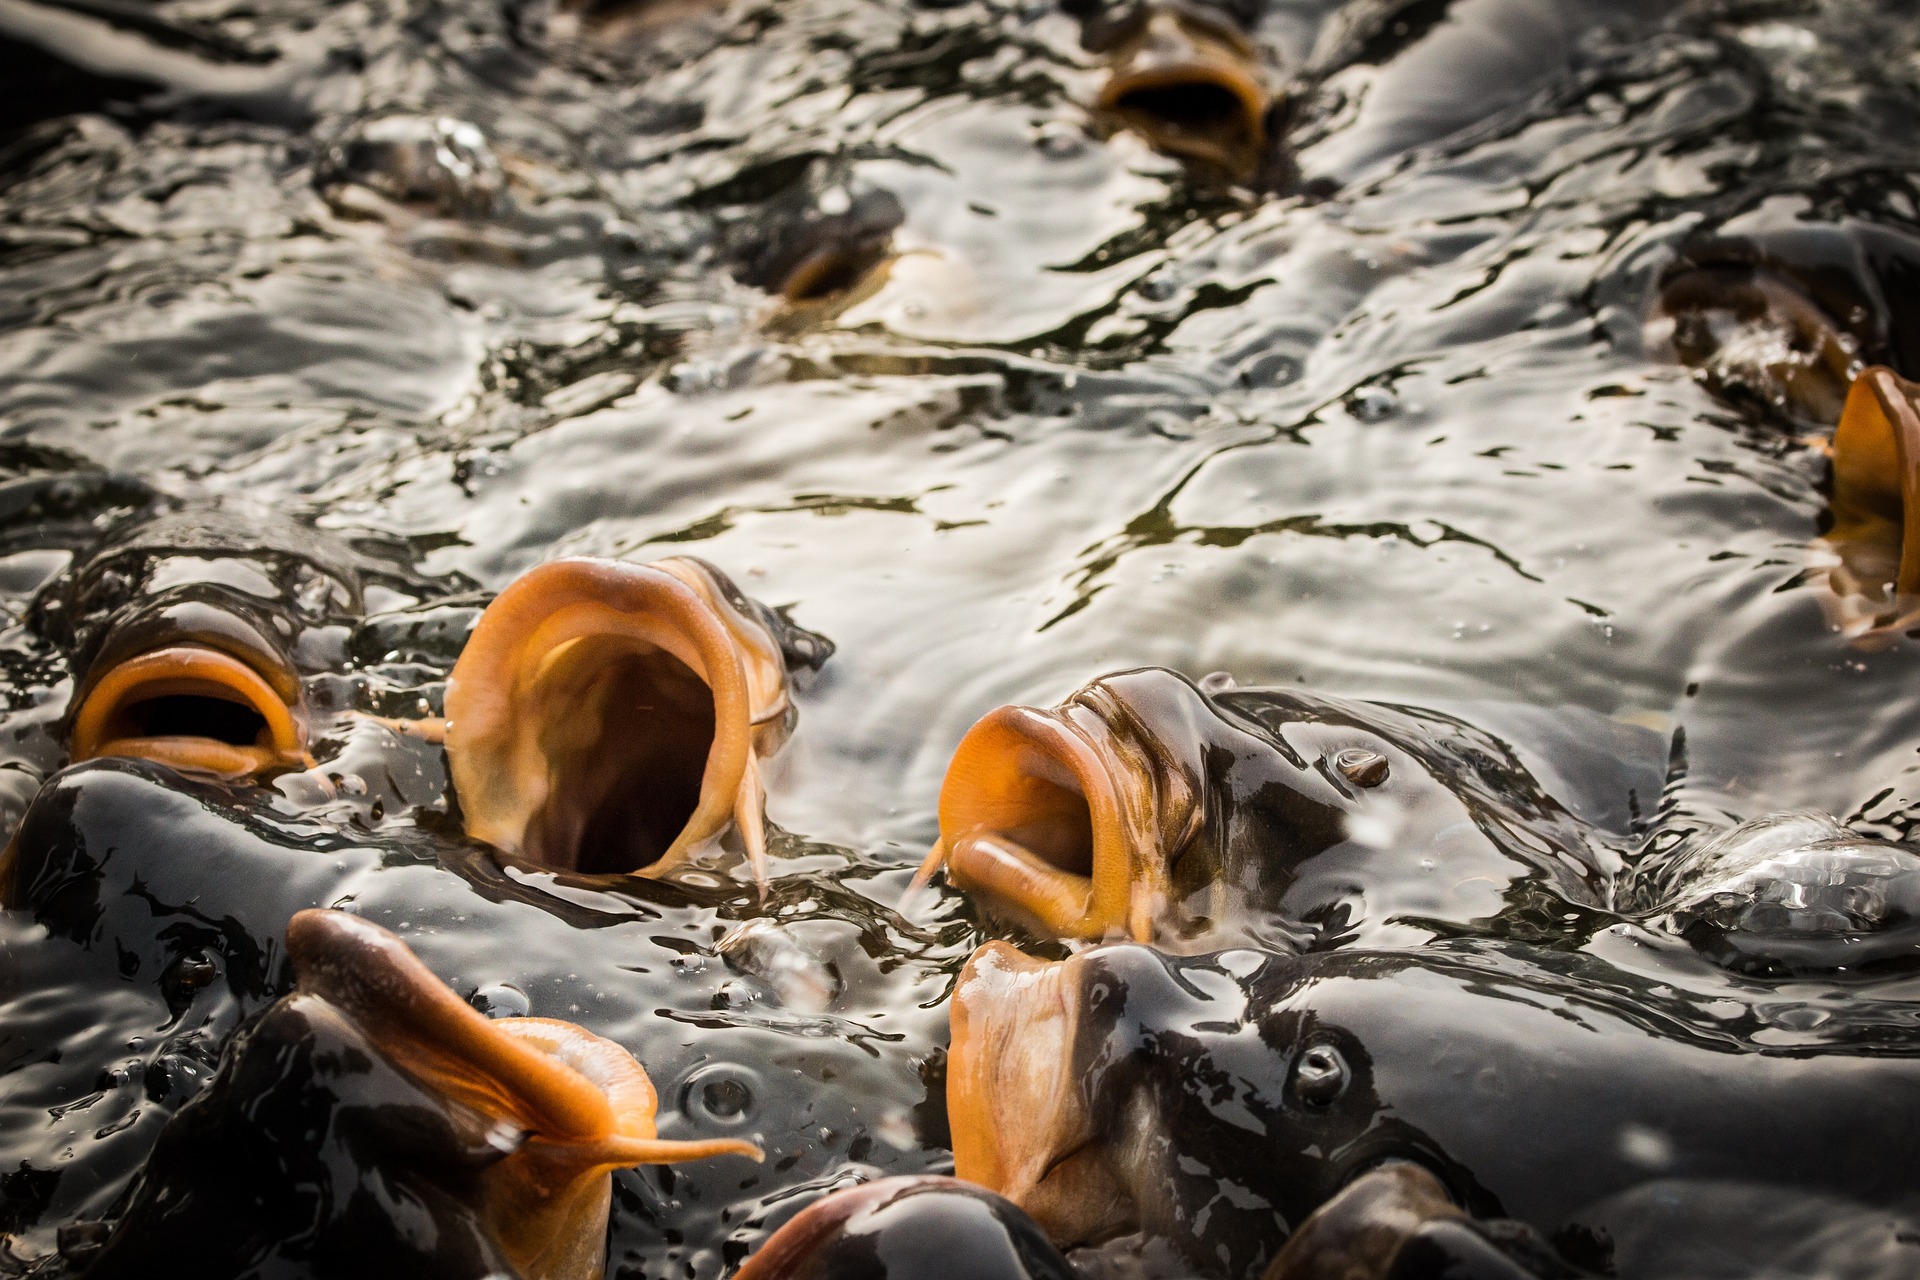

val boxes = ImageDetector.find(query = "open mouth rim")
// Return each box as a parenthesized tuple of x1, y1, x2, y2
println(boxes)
(927, 701, 1140, 940)
(1095, 12, 1271, 175)
(68, 642, 312, 780)
(947, 940, 1140, 1248)
(444, 556, 788, 885)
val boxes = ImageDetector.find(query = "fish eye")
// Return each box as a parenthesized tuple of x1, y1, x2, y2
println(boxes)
(1290, 1042, 1349, 1107)
(1331, 747, 1390, 788)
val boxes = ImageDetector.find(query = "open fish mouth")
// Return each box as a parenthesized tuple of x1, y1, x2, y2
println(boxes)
(918, 670, 1204, 942)
(948, 941, 1137, 1249)
(287, 908, 760, 1279)
(445, 556, 822, 883)
(68, 625, 312, 780)
(1095, 8, 1271, 178)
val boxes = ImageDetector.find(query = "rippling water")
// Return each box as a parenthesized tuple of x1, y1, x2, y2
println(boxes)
(5, 0, 1920, 1274)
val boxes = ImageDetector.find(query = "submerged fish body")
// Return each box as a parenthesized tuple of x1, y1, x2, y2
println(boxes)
(1642, 221, 1920, 430)
(948, 931, 1920, 1279)
(926, 666, 1614, 945)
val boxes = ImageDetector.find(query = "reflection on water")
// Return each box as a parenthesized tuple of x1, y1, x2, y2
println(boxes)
(6, 0, 1920, 1274)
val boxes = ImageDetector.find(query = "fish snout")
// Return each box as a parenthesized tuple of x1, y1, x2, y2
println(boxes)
(68, 603, 311, 780)
(1646, 263, 1858, 427)
(1094, 6, 1273, 178)
(287, 908, 761, 1280)
(949, 942, 1135, 1247)
(924, 668, 1207, 941)
(445, 556, 827, 884)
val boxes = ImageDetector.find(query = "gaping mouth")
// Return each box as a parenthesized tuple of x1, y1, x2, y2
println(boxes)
(777, 238, 894, 305)
(948, 942, 1136, 1247)
(918, 673, 1202, 941)
(68, 643, 311, 779)
(445, 557, 798, 882)
(1096, 10, 1271, 178)
(1822, 365, 1920, 632)
(287, 908, 760, 1277)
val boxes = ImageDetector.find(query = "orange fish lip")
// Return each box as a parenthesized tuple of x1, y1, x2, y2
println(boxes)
(1818, 365, 1920, 640)
(67, 642, 312, 780)
(1095, 8, 1272, 177)
(444, 556, 796, 883)
(921, 673, 1204, 942)
(287, 908, 761, 1280)
(947, 941, 1137, 1247)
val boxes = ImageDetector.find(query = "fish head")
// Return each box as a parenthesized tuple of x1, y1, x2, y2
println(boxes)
(62, 594, 313, 779)
(931, 667, 1602, 946)
(949, 939, 1392, 1278)
(444, 556, 830, 882)
(710, 156, 907, 319)
(1643, 221, 1920, 429)
(85, 909, 760, 1280)
(30, 504, 394, 780)
(1070, 0, 1278, 181)
(319, 114, 507, 222)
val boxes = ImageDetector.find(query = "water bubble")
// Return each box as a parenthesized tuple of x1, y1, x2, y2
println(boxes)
(469, 983, 531, 1019)
(1345, 385, 1398, 422)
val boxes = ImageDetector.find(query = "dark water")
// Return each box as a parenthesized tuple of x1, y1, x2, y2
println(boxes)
(4, 0, 1920, 1274)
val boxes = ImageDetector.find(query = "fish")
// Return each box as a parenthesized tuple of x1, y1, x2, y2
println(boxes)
(1068, 0, 1276, 181)
(914, 666, 1615, 944)
(703, 155, 908, 317)
(729, 1174, 1076, 1280)
(78, 909, 761, 1280)
(318, 114, 508, 224)
(1816, 363, 1920, 640)
(30, 504, 387, 781)
(946, 920, 1920, 1279)
(441, 555, 832, 884)
(1641, 221, 1920, 428)
(0, 752, 952, 1273)
(1294, 0, 1672, 189)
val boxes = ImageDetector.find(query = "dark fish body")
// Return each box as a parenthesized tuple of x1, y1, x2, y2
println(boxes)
(933, 666, 1622, 945)
(0, 758, 955, 1272)
(1053, 939, 1920, 1277)
(1298, 0, 1673, 185)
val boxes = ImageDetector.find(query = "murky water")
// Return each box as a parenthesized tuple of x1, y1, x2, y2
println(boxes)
(5, 0, 1920, 1274)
